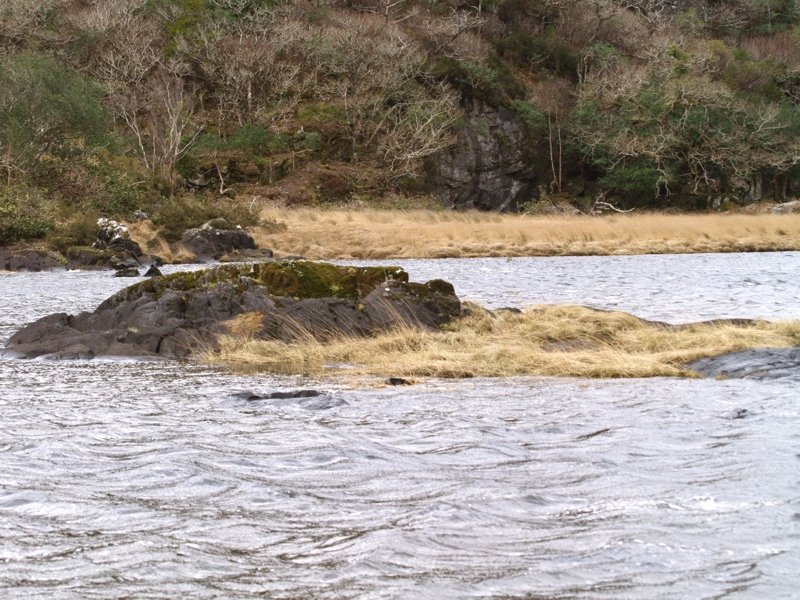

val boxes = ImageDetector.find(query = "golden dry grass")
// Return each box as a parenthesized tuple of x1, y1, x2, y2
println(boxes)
(250, 208, 800, 259)
(127, 220, 198, 263)
(208, 304, 800, 380)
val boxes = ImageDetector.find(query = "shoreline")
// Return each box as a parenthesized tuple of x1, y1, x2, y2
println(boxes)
(2, 209, 800, 270)
(250, 209, 800, 261)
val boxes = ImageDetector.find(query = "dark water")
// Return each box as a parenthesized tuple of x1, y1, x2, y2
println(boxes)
(1, 253, 799, 598)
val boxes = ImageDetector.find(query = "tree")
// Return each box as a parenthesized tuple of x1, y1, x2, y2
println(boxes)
(307, 11, 461, 177)
(112, 70, 203, 191)
(570, 46, 800, 204)
(187, 16, 306, 127)
(0, 0, 66, 52)
(0, 52, 109, 184)
(533, 78, 574, 193)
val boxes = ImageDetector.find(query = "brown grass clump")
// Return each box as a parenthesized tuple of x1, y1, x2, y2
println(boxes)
(251, 208, 800, 259)
(209, 304, 800, 380)
(127, 219, 199, 263)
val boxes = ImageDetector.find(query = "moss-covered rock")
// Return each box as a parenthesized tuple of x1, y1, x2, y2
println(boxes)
(7, 261, 459, 359)
(106, 261, 408, 306)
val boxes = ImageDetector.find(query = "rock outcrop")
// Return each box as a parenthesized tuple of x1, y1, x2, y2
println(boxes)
(63, 218, 161, 272)
(437, 98, 536, 212)
(180, 225, 257, 260)
(689, 347, 800, 380)
(1, 219, 163, 272)
(7, 261, 462, 359)
(0, 249, 65, 272)
(64, 245, 154, 271)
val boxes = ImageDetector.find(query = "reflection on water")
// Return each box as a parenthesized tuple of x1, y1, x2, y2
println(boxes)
(0, 253, 798, 598)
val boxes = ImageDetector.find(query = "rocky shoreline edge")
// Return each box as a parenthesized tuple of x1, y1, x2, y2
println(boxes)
(0, 218, 270, 275)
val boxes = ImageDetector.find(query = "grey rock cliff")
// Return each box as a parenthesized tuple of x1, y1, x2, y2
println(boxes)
(437, 98, 535, 212)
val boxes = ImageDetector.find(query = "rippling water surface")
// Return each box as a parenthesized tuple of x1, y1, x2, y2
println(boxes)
(1, 253, 799, 598)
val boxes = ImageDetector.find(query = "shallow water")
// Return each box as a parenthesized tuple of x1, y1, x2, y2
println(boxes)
(1, 253, 798, 598)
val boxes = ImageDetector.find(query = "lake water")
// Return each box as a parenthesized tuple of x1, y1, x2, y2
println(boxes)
(1, 253, 798, 598)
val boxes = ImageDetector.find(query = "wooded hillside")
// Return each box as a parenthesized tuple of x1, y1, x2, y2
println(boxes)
(2, 0, 799, 243)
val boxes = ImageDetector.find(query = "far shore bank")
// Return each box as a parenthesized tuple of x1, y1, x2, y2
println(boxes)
(3, 208, 800, 270)
(247, 208, 800, 260)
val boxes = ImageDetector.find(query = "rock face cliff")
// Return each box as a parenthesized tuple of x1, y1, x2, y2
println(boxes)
(437, 99, 536, 212)
(6, 261, 462, 359)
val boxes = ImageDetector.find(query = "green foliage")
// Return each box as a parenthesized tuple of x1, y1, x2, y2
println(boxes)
(598, 161, 664, 205)
(193, 126, 290, 155)
(748, 0, 799, 33)
(497, 0, 559, 27)
(571, 62, 800, 204)
(0, 52, 109, 177)
(494, 31, 578, 78)
(669, 45, 691, 75)
(297, 103, 348, 127)
(581, 42, 624, 74)
(0, 186, 54, 244)
(151, 195, 260, 242)
(302, 132, 323, 151)
(512, 100, 547, 133)
(46, 212, 99, 253)
(676, 8, 703, 34)
(722, 53, 784, 100)
(147, 0, 286, 39)
(432, 55, 525, 105)
(85, 159, 149, 217)
(494, 32, 547, 67)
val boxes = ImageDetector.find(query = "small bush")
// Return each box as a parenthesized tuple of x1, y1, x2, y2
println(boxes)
(193, 125, 290, 156)
(0, 186, 54, 244)
(297, 103, 348, 127)
(512, 100, 547, 133)
(46, 212, 99, 253)
(302, 131, 323, 151)
(598, 162, 664, 206)
(432, 55, 525, 105)
(151, 195, 261, 241)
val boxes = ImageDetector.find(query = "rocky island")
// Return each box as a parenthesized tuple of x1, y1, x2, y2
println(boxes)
(6, 261, 461, 360)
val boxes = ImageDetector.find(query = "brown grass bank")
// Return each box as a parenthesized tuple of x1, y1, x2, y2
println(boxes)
(251, 209, 800, 259)
(208, 305, 800, 380)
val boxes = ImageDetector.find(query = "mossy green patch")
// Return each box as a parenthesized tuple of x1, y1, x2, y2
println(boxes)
(106, 261, 408, 307)
(248, 261, 407, 299)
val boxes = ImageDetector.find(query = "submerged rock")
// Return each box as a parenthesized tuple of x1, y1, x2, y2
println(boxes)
(689, 348, 800, 380)
(234, 390, 322, 401)
(113, 266, 140, 277)
(7, 261, 462, 359)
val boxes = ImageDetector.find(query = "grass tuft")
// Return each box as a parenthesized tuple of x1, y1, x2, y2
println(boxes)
(207, 304, 800, 380)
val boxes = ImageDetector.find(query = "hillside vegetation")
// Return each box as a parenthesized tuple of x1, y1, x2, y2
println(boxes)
(1, 0, 800, 245)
